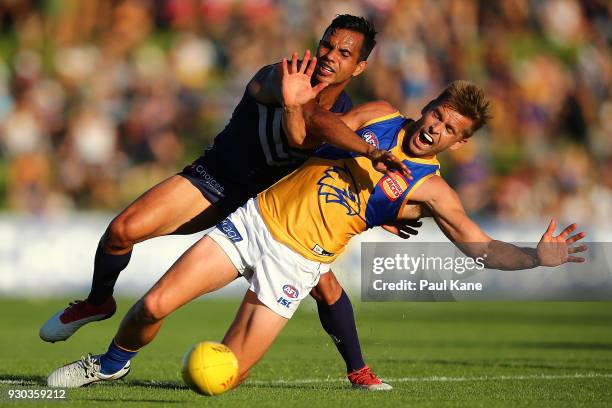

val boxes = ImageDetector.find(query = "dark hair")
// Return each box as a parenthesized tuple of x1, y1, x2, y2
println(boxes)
(433, 80, 492, 138)
(323, 14, 377, 61)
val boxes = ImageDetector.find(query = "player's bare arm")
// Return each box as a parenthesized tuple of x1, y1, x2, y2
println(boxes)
(308, 100, 411, 178)
(247, 50, 405, 179)
(277, 51, 410, 178)
(404, 175, 587, 269)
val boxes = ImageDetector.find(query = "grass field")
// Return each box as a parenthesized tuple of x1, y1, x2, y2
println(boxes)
(1, 298, 611, 407)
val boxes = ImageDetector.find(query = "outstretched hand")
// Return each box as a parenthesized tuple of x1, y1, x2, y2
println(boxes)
(281, 50, 328, 109)
(537, 219, 587, 267)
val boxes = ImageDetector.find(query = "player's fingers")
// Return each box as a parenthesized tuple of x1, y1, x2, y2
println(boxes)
(403, 164, 412, 180)
(385, 152, 409, 171)
(389, 156, 411, 180)
(565, 231, 586, 244)
(299, 50, 310, 73)
(399, 227, 419, 236)
(305, 56, 317, 77)
(567, 256, 586, 263)
(383, 152, 405, 169)
(407, 220, 423, 228)
(558, 223, 577, 239)
(397, 231, 412, 239)
(291, 51, 298, 73)
(544, 218, 557, 236)
(568, 244, 588, 254)
(282, 58, 288, 76)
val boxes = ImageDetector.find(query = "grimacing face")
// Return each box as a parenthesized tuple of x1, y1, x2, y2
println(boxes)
(405, 102, 475, 158)
(314, 28, 367, 85)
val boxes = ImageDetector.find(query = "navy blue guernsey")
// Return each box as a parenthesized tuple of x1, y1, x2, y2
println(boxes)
(181, 85, 352, 207)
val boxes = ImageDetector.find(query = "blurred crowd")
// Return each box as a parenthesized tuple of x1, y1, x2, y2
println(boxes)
(0, 0, 610, 225)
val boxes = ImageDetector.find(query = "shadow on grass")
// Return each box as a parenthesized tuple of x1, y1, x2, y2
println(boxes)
(122, 379, 187, 390)
(124, 379, 350, 392)
(0, 374, 46, 386)
(240, 383, 349, 391)
(85, 398, 184, 404)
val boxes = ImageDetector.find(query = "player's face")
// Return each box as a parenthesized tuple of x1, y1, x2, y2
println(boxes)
(406, 102, 474, 157)
(315, 28, 367, 85)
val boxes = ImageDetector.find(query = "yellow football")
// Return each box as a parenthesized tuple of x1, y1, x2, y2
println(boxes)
(181, 341, 239, 396)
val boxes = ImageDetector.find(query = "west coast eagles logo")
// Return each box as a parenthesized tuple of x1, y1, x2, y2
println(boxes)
(380, 172, 409, 201)
(317, 164, 361, 216)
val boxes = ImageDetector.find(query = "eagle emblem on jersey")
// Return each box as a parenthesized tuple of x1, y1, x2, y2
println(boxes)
(317, 164, 361, 216)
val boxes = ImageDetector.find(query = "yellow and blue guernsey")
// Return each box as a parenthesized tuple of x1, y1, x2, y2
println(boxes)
(258, 112, 440, 263)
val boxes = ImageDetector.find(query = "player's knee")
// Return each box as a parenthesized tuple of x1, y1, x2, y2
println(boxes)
(312, 273, 343, 305)
(140, 294, 167, 323)
(106, 214, 142, 251)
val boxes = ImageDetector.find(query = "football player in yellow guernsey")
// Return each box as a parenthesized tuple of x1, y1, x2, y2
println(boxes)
(258, 108, 437, 262)
(47, 69, 587, 391)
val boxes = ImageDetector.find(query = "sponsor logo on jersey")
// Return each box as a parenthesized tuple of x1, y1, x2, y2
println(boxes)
(317, 164, 361, 216)
(277, 297, 292, 308)
(312, 244, 334, 257)
(193, 164, 225, 194)
(216, 219, 243, 242)
(380, 172, 409, 201)
(282, 284, 299, 299)
(361, 130, 379, 148)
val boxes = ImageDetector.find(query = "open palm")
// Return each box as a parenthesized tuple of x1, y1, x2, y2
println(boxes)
(281, 50, 328, 108)
(537, 219, 587, 267)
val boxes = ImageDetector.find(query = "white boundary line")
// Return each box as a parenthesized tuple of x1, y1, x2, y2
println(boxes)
(1, 373, 611, 387)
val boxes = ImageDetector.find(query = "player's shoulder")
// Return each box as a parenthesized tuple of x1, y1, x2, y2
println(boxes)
(247, 63, 280, 104)
(355, 100, 399, 118)
(409, 174, 454, 202)
(345, 100, 401, 130)
(420, 174, 447, 187)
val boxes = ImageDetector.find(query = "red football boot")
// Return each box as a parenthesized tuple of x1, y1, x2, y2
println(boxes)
(40, 298, 116, 342)
(347, 365, 393, 390)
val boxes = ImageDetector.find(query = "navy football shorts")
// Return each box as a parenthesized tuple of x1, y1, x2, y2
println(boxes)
(179, 162, 226, 204)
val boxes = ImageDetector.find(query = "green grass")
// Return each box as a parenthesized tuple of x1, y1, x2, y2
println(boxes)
(1, 299, 611, 407)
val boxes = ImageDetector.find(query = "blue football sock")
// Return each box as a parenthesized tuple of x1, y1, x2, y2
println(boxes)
(88, 248, 132, 306)
(99, 340, 138, 375)
(317, 290, 366, 373)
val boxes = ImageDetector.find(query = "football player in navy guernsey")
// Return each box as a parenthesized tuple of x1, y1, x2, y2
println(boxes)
(40, 15, 414, 389)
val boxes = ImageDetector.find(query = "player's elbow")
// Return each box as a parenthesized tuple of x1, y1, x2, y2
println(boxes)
(286, 132, 308, 148)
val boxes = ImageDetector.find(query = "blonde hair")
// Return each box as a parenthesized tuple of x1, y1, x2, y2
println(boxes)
(435, 80, 492, 138)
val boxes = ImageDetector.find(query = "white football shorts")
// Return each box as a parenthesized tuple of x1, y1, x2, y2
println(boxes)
(207, 197, 330, 319)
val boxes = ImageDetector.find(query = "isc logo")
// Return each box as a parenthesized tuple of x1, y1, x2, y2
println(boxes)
(277, 297, 292, 308)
